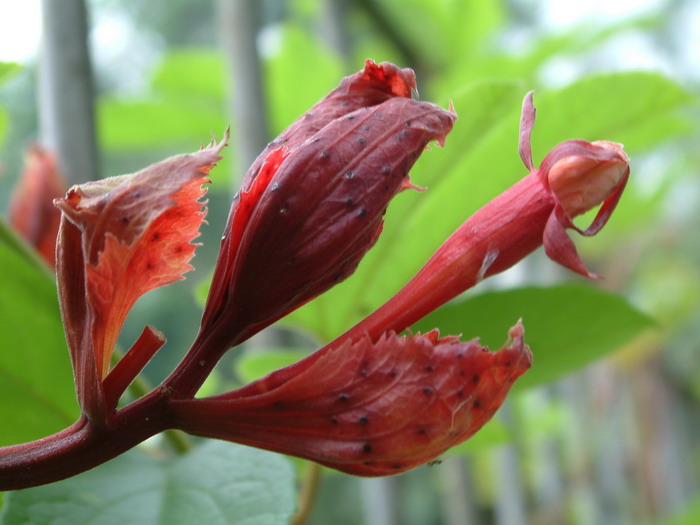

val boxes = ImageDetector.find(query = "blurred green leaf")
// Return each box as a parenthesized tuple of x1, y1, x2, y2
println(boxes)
(654, 496, 700, 525)
(448, 418, 511, 457)
(151, 49, 226, 100)
(413, 284, 654, 390)
(0, 61, 21, 84)
(283, 72, 689, 344)
(531, 72, 693, 158)
(2, 440, 297, 525)
(0, 220, 79, 446)
(99, 97, 225, 150)
(236, 349, 311, 384)
(265, 24, 343, 135)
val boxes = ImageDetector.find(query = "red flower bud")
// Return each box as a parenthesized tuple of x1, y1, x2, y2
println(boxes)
(8, 145, 66, 267)
(198, 61, 456, 354)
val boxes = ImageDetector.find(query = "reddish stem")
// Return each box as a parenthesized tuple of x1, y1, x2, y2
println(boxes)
(0, 389, 171, 491)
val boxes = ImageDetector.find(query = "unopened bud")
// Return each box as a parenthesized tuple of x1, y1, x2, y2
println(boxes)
(547, 140, 629, 218)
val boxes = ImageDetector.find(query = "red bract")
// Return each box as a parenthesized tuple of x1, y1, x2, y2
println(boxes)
(54, 135, 226, 420)
(193, 60, 455, 379)
(172, 323, 530, 475)
(8, 145, 66, 266)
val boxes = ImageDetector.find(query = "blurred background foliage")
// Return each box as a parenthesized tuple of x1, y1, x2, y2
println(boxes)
(0, 0, 699, 524)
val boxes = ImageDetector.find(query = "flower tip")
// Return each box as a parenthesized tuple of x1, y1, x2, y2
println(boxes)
(362, 58, 416, 98)
(547, 140, 630, 219)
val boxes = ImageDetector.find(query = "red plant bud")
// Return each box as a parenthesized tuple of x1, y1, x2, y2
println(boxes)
(172, 323, 530, 476)
(54, 136, 226, 420)
(198, 61, 456, 354)
(8, 145, 66, 266)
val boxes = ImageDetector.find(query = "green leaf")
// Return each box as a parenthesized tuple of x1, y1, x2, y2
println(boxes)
(264, 24, 343, 136)
(236, 349, 311, 384)
(151, 49, 226, 100)
(531, 72, 693, 159)
(2, 440, 297, 525)
(655, 496, 700, 525)
(0, 61, 21, 84)
(0, 220, 79, 446)
(99, 97, 226, 150)
(413, 284, 654, 390)
(448, 418, 511, 457)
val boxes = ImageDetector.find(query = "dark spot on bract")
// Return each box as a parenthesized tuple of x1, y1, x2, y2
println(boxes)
(363, 125, 370, 131)
(358, 209, 367, 217)
(381, 166, 391, 175)
(345, 170, 355, 179)
(424, 365, 434, 372)
(321, 150, 330, 159)
(473, 400, 481, 408)
(345, 198, 354, 207)
(357, 137, 366, 145)
(402, 129, 410, 137)
(359, 416, 369, 425)
(360, 369, 368, 377)
(505, 361, 512, 367)
(338, 393, 349, 402)
(122, 216, 129, 224)
(151, 233, 160, 241)
(389, 370, 397, 379)
(363, 443, 372, 454)
(423, 387, 433, 396)
(457, 390, 465, 399)
(331, 417, 339, 425)
(146, 262, 155, 270)
(418, 427, 427, 435)
(392, 464, 403, 470)
(346, 114, 355, 120)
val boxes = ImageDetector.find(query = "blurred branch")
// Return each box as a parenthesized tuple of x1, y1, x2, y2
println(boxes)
(322, 0, 352, 72)
(291, 463, 322, 525)
(217, 0, 270, 187)
(39, 0, 100, 184)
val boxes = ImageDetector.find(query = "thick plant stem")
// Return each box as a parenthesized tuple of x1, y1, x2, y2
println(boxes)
(0, 389, 170, 491)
